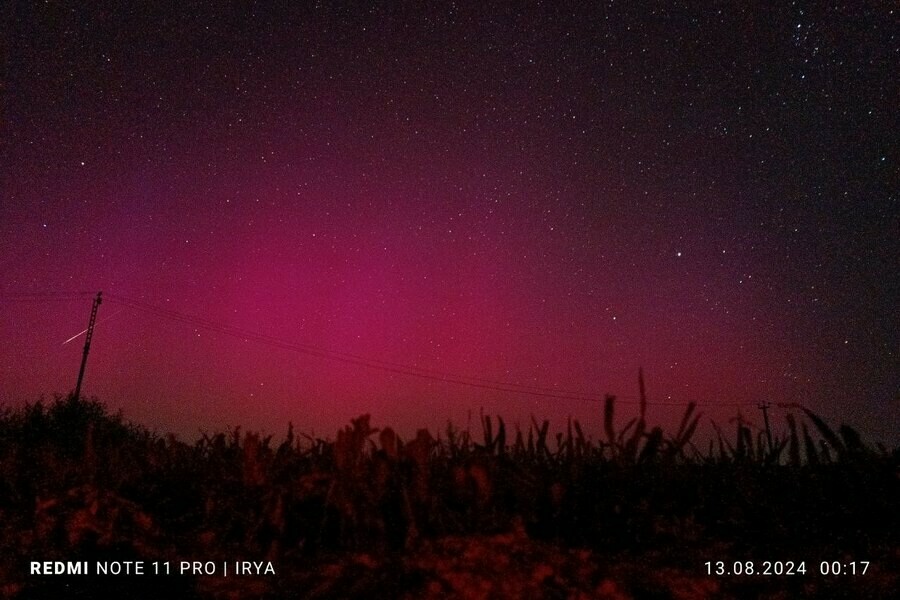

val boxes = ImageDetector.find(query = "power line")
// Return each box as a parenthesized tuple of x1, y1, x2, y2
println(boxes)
(106, 294, 620, 404)
(2, 289, 755, 408)
(106, 292, 612, 397)
(0, 291, 97, 302)
(104, 292, 752, 408)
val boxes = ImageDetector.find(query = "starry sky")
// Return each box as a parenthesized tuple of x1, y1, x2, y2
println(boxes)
(2, 1, 897, 443)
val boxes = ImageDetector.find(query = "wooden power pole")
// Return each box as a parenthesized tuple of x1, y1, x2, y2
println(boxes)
(73, 291, 102, 401)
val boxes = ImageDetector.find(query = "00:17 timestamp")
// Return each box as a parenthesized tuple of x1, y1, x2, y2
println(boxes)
(704, 561, 870, 576)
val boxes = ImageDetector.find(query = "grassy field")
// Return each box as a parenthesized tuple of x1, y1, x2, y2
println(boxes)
(1, 395, 897, 598)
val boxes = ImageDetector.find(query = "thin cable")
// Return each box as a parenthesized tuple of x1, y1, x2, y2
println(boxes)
(105, 293, 753, 407)
(0, 291, 97, 302)
(108, 295, 613, 403)
(107, 292, 612, 397)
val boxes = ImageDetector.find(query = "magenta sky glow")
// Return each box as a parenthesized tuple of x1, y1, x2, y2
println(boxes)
(2, 2, 896, 443)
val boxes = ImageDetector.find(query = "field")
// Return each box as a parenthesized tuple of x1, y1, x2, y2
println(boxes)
(1, 395, 897, 598)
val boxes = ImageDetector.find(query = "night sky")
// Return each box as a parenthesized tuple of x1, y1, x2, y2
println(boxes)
(2, 1, 897, 443)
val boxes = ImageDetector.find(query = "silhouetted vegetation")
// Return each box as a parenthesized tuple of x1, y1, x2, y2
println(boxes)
(1, 395, 897, 598)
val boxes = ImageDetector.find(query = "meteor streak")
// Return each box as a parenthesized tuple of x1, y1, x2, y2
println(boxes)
(61, 309, 123, 345)
(62, 330, 85, 346)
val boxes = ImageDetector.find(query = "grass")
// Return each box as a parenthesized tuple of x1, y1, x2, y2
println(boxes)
(1, 394, 897, 598)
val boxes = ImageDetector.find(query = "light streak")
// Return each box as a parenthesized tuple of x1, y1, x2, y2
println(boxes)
(61, 309, 123, 345)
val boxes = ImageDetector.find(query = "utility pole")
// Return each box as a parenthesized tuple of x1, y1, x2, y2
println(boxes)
(73, 291, 102, 401)
(758, 401, 773, 454)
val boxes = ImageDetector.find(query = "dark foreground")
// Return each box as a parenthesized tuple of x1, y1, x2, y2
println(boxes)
(2, 397, 897, 598)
